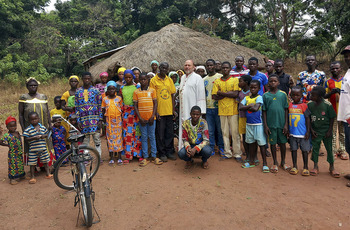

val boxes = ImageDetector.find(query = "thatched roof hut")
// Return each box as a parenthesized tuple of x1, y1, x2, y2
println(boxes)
(89, 23, 266, 80)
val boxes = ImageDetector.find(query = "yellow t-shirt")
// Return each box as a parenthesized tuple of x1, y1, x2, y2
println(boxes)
(212, 77, 240, 116)
(149, 74, 176, 116)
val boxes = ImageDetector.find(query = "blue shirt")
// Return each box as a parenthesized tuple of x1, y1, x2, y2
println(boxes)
(241, 95, 263, 125)
(248, 71, 268, 96)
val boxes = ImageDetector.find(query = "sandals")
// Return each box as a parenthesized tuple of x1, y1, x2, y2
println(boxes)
(339, 152, 349, 160)
(153, 158, 163, 165)
(289, 167, 299, 175)
(262, 166, 270, 173)
(109, 160, 115, 165)
(139, 159, 150, 167)
(310, 168, 318, 176)
(270, 165, 278, 173)
(242, 162, 255, 168)
(330, 170, 340, 178)
(117, 159, 123, 166)
(29, 178, 37, 184)
(45, 174, 53, 179)
(301, 169, 310, 176)
(281, 164, 292, 172)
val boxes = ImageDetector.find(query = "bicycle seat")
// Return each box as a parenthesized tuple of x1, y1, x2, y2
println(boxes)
(67, 133, 85, 142)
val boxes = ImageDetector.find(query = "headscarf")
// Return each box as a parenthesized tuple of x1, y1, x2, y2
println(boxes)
(147, 72, 156, 78)
(5, 116, 16, 126)
(124, 69, 136, 79)
(131, 66, 142, 73)
(169, 71, 180, 87)
(99, 72, 108, 78)
(69, 75, 79, 82)
(150, 60, 159, 67)
(106, 80, 117, 88)
(267, 60, 275, 65)
(176, 70, 185, 76)
(117, 67, 126, 74)
(196, 65, 207, 75)
(26, 77, 40, 85)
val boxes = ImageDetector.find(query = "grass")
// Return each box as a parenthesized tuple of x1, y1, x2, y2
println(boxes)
(0, 78, 72, 132)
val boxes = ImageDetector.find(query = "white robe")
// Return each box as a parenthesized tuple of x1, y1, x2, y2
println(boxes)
(178, 72, 206, 149)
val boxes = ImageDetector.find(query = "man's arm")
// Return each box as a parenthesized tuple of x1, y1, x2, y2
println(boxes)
(18, 102, 25, 132)
(217, 90, 239, 98)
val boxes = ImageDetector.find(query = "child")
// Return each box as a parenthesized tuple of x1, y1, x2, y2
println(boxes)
(265, 60, 274, 77)
(50, 96, 69, 148)
(178, 106, 211, 169)
(288, 86, 311, 176)
(239, 80, 268, 171)
(238, 75, 252, 159)
(95, 72, 109, 94)
(212, 61, 242, 161)
(324, 61, 347, 160)
(120, 69, 142, 163)
(248, 57, 268, 96)
(169, 71, 180, 139)
(51, 116, 67, 161)
(22, 112, 53, 184)
(102, 81, 123, 165)
(116, 67, 126, 96)
(132, 67, 142, 85)
(308, 86, 339, 177)
(262, 75, 289, 173)
(134, 73, 163, 166)
(69, 114, 81, 132)
(0, 116, 25, 185)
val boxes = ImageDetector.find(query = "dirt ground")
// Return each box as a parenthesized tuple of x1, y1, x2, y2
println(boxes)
(1, 137, 350, 230)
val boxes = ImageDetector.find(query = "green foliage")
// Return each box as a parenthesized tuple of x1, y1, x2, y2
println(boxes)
(232, 28, 287, 59)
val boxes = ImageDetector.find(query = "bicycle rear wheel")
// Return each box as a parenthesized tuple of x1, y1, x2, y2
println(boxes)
(53, 146, 100, 190)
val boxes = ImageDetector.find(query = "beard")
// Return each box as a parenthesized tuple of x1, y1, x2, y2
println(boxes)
(185, 69, 193, 75)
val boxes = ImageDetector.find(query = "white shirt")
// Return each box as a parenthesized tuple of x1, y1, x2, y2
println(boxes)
(338, 69, 350, 122)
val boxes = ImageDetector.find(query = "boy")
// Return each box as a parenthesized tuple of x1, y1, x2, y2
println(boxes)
(50, 96, 69, 148)
(134, 73, 163, 166)
(240, 80, 268, 171)
(288, 86, 311, 176)
(324, 61, 347, 160)
(203, 59, 224, 155)
(265, 60, 274, 77)
(230, 56, 249, 78)
(238, 75, 252, 158)
(262, 75, 289, 173)
(212, 61, 242, 160)
(274, 59, 294, 95)
(309, 86, 339, 177)
(23, 112, 53, 184)
(149, 62, 176, 162)
(248, 57, 268, 96)
(178, 106, 211, 169)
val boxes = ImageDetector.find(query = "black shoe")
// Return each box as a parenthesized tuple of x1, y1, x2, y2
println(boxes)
(167, 154, 177, 160)
(160, 156, 168, 162)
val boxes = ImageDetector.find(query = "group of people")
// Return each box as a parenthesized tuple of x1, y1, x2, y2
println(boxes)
(1, 45, 350, 186)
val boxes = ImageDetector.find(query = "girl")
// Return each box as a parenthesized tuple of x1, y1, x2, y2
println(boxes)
(116, 67, 126, 96)
(0, 116, 25, 185)
(51, 116, 67, 161)
(61, 75, 80, 114)
(102, 81, 123, 165)
(131, 67, 142, 85)
(95, 72, 109, 94)
(120, 70, 142, 163)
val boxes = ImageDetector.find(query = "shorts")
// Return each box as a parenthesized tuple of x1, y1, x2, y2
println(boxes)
(268, 128, 288, 145)
(239, 117, 246, 134)
(245, 124, 266, 146)
(289, 136, 311, 152)
(28, 149, 50, 166)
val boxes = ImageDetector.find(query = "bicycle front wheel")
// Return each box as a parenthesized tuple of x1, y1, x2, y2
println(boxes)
(53, 146, 100, 190)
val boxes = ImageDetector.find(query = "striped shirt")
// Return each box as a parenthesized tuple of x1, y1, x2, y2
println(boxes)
(133, 87, 157, 120)
(23, 123, 48, 153)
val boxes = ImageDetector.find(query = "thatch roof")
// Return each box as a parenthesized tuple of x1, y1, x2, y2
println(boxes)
(89, 23, 266, 80)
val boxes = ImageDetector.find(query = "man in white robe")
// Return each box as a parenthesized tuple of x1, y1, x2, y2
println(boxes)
(178, 60, 206, 149)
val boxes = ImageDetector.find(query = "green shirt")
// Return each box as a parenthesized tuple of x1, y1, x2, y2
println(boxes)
(122, 85, 137, 106)
(262, 90, 289, 129)
(308, 99, 336, 135)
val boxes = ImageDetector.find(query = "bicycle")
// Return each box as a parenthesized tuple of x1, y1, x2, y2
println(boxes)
(52, 114, 100, 227)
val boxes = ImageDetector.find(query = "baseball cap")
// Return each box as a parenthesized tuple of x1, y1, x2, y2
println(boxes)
(340, 45, 350, 54)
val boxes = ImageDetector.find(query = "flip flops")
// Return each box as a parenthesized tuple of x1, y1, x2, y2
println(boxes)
(301, 169, 310, 176)
(289, 167, 299, 175)
(45, 174, 53, 179)
(117, 159, 123, 166)
(339, 152, 349, 160)
(270, 165, 278, 173)
(139, 159, 150, 167)
(109, 160, 115, 165)
(152, 158, 163, 165)
(310, 168, 318, 176)
(330, 170, 340, 178)
(282, 164, 292, 172)
(262, 166, 270, 173)
(29, 178, 37, 184)
(242, 162, 255, 168)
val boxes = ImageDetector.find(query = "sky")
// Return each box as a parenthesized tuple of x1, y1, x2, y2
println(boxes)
(44, 0, 68, 12)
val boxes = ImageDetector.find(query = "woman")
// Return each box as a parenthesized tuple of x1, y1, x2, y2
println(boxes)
(61, 75, 80, 114)
(18, 77, 54, 168)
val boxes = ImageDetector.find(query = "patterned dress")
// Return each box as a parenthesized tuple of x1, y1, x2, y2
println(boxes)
(52, 126, 67, 160)
(102, 96, 123, 152)
(1, 132, 25, 179)
(297, 70, 326, 101)
(121, 84, 142, 160)
(75, 86, 102, 134)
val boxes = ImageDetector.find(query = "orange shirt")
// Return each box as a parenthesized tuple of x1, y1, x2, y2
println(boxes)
(101, 96, 123, 118)
(133, 87, 157, 120)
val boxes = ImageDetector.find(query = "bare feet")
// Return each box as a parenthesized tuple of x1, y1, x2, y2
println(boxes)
(202, 161, 209, 169)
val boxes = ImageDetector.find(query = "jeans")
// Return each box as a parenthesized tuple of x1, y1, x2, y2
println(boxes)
(156, 115, 174, 157)
(178, 145, 212, 162)
(206, 108, 224, 151)
(343, 122, 350, 155)
(140, 122, 157, 158)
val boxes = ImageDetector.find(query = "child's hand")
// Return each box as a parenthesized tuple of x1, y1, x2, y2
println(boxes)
(311, 129, 317, 139)
(304, 132, 310, 140)
(139, 118, 147, 126)
(264, 126, 270, 136)
(325, 129, 332, 138)
(148, 118, 154, 126)
(283, 125, 288, 136)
